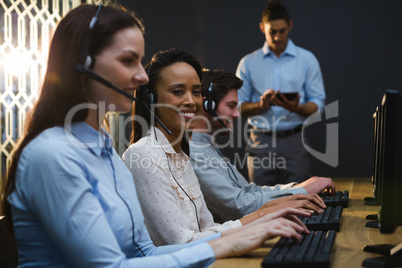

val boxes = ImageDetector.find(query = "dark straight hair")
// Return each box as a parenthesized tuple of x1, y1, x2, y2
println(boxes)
(131, 48, 202, 154)
(1, 4, 144, 235)
(262, 0, 290, 24)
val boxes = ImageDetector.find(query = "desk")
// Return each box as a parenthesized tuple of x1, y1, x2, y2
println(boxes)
(210, 177, 402, 268)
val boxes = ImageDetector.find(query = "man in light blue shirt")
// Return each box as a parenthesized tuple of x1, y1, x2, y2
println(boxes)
(190, 69, 334, 223)
(236, 0, 326, 186)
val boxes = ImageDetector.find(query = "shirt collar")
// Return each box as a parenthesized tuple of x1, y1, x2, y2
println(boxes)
(146, 126, 177, 154)
(147, 126, 191, 162)
(262, 39, 297, 58)
(191, 131, 213, 146)
(67, 121, 113, 156)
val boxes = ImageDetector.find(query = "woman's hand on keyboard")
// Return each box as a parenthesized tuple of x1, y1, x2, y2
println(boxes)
(210, 208, 310, 258)
(259, 193, 326, 213)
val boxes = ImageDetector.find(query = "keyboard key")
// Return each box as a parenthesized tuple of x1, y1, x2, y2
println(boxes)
(300, 206, 343, 231)
(320, 190, 349, 207)
(262, 230, 337, 268)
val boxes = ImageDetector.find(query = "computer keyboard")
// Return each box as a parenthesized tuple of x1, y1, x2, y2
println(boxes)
(262, 230, 337, 268)
(300, 206, 343, 231)
(319, 190, 349, 207)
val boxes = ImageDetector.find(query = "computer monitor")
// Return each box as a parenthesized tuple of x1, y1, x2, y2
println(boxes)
(371, 105, 382, 205)
(373, 89, 402, 233)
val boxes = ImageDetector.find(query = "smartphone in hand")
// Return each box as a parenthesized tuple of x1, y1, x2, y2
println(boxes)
(275, 92, 298, 102)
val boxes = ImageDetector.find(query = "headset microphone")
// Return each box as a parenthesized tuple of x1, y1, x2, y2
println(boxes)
(76, 64, 171, 135)
(210, 109, 230, 131)
(76, 64, 136, 101)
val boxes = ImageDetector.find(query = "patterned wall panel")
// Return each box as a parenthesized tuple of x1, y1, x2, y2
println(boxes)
(1, 0, 117, 177)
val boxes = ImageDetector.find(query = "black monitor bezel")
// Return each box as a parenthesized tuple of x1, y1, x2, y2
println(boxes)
(377, 89, 402, 233)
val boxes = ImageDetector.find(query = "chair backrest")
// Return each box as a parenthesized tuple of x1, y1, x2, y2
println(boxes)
(0, 216, 18, 268)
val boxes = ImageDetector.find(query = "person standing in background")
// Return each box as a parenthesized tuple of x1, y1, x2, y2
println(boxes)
(236, 0, 326, 186)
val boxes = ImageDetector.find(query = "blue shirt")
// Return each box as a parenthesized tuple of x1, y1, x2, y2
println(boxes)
(189, 132, 308, 223)
(8, 122, 216, 267)
(236, 40, 326, 131)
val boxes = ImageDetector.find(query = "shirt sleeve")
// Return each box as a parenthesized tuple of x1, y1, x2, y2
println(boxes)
(236, 56, 254, 105)
(123, 146, 240, 246)
(12, 141, 216, 268)
(191, 151, 307, 221)
(304, 54, 326, 112)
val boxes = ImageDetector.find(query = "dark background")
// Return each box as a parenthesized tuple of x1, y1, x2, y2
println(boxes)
(121, 0, 402, 179)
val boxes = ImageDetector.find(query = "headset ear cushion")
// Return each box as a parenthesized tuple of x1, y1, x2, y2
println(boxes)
(211, 100, 215, 110)
(148, 92, 154, 104)
(84, 55, 92, 68)
(203, 99, 215, 112)
(203, 99, 208, 111)
(147, 90, 157, 105)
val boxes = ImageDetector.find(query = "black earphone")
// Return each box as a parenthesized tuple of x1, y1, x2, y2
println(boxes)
(202, 72, 229, 131)
(74, 4, 171, 135)
(144, 63, 157, 105)
(203, 82, 216, 113)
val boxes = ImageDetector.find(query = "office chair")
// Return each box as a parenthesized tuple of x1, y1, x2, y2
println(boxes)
(0, 216, 18, 268)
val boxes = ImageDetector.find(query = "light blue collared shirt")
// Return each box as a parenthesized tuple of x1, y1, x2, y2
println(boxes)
(189, 132, 308, 223)
(8, 122, 216, 267)
(236, 40, 326, 131)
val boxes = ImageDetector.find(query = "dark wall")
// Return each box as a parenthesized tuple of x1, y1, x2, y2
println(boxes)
(122, 0, 402, 178)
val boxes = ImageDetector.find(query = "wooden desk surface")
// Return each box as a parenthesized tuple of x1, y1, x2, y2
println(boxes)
(210, 177, 402, 268)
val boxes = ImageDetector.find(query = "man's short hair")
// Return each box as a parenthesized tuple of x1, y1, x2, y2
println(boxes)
(201, 69, 243, 107)
(262, 0, 290, 24)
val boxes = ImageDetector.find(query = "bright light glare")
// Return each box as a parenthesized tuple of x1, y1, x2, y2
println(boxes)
(4, 52, 31, 76)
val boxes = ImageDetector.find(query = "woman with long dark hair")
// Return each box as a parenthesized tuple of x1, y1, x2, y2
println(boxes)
(1, 4, 308, 267)
(123, 48, 310, 246)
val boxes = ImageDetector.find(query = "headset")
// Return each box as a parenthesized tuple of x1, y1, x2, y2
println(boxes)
(203, 82, 216, 113)
(75, 4, 171, 135)
(143, 63, 157, 105)
(202, 74, 230, 131)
